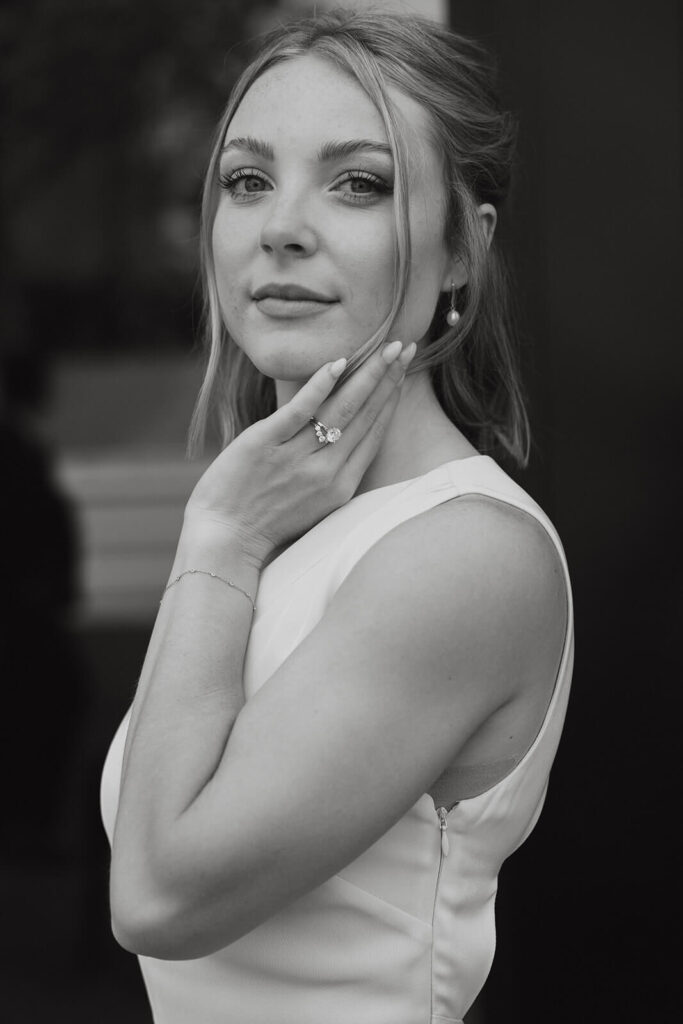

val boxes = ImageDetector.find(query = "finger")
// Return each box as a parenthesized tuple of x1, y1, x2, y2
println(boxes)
(264, 357, 348, 443)
(323, 341, 416, 452)
(316, 340, 405, 435)
(342, 375, 405, 481)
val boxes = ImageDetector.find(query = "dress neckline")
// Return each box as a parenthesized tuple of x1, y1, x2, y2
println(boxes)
(258, 455, 491, 576)
(350, 453, 491, 503)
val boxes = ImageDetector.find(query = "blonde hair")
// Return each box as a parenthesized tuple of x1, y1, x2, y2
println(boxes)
(188, 7, 530, 466)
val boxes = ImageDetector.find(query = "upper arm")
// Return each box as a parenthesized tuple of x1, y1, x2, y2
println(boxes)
(141, 495, 567, 958)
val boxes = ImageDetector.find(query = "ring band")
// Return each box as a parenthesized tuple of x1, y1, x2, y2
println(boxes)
(310, 417, 343, 445)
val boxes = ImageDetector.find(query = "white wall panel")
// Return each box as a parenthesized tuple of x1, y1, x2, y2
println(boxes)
(57, 452, 212, 625)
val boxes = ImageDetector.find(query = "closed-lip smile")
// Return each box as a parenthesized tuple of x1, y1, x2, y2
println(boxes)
(252, 283, 336, 303)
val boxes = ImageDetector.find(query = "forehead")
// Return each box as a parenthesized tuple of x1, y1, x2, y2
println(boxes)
(225, 53, 436, 166)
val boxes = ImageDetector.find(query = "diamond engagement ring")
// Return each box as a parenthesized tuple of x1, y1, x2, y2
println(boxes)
(310, 417, 343, 446)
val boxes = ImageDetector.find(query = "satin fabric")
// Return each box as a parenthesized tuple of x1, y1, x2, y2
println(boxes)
(101, 454, 574, 1023)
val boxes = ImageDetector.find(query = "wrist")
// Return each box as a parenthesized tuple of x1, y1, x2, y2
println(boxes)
(176, 514, 265, 581)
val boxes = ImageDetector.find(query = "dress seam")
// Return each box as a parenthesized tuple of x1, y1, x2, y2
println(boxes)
(332, 873, 433, 933)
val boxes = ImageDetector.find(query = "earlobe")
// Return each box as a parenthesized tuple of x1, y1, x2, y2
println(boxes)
(441, 259, 467, 292)
(441, 202, 498, 293)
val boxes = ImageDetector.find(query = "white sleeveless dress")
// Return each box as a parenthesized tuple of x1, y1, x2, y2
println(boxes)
(101, 454, 574, 1024)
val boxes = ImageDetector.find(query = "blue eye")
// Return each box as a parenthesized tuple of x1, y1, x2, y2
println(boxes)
(219, 168, 271, 199)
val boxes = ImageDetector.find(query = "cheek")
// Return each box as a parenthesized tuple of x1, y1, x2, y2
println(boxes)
(211, 214, 248, 322)
(337, 220, 396, 321)
(398, 274, 443, 344)
(212, 211, 241, 279)
(396, 208, 448, 341)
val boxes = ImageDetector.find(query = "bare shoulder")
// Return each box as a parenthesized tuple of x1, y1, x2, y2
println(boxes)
(417, 491, 567, 605)
(332, 490, 568, 705)
(339, 489, 567, 614)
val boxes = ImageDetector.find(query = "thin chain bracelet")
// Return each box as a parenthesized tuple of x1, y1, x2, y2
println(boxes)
(161, 569, 256, 613)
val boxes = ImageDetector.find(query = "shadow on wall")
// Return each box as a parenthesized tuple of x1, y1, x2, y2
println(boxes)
(1, 348, 86, 862)
(0, 349, 153, 1021)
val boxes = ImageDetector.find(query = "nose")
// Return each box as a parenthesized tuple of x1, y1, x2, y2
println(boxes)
(258, 194, 318, 259)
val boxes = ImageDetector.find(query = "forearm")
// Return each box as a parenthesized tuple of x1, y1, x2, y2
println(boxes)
(112, 518, 261, 912)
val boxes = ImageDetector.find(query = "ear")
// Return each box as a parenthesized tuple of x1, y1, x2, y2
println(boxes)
(479, 203, 497, 248)
(440, 203, 498, 292)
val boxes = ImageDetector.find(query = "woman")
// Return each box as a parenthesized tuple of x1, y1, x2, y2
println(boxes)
(101, 10, 573, 1023)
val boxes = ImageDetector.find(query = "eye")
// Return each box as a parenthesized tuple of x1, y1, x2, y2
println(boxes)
(218, 167, 271, 200)
(333, 170, 393, 204)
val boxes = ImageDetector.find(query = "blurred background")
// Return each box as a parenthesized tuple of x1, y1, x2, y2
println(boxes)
(0, 0, 678, 1020)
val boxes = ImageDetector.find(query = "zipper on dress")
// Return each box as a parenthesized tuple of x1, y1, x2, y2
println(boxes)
(431, 809, 450, 925)
(437, 805, 450, 856)
(431, 806, 451, 1017)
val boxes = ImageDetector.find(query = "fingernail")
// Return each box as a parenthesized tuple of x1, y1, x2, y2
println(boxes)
(382, 340, 403, 364)
(398, 342, 417, 366)
(330, 357, 347, 378)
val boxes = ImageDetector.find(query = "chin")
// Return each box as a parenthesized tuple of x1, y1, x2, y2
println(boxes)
(239, 340, 328, 383)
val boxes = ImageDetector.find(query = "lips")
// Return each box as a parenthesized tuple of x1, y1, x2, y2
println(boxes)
(252, 283, 336, 303)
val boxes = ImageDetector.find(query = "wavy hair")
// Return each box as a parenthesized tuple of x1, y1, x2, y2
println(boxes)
(187, 7, 530, 466)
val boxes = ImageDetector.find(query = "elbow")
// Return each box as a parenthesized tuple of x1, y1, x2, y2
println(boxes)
(110, 899, 208, 961)
(110, 860, 192, 960)
(109, 869, 241, 961)
(110, 887, 182, 960)
(110, 904, 240, 962)
(110, 908, 146, 956)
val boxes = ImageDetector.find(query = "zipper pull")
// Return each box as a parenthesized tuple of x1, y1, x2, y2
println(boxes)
(437, 806, 450, 856)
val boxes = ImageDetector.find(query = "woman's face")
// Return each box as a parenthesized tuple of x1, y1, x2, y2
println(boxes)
(212, 54, 454, 383)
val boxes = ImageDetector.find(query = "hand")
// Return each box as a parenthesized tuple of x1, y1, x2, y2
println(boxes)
(184, 340, 417, 567)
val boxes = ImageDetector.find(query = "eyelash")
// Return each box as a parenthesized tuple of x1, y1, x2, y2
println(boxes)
(338, 170, 393, 203)
(217, 167, 393, 204)
(218, 167, 269, 198)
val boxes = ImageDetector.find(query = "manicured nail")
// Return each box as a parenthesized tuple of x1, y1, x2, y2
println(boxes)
(382, 340, 403, 364)
(330, 357, 347, 378)
(398, 342, 417, 367)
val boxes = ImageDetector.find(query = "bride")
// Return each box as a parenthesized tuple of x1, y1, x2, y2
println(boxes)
(101, 9, 573, 1023)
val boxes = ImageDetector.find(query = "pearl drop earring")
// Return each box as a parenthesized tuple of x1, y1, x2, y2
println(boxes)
(446, 281, 460, 327)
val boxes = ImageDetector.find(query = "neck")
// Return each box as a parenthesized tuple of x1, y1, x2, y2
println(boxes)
(275, 367, 479, 498)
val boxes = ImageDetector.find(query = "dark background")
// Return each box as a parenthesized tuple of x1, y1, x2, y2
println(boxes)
(1, 0, 679, 1021)
(459, 2, 680, 1021)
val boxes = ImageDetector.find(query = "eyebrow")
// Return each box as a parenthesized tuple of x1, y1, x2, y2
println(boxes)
(220, 136, 393, 161)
